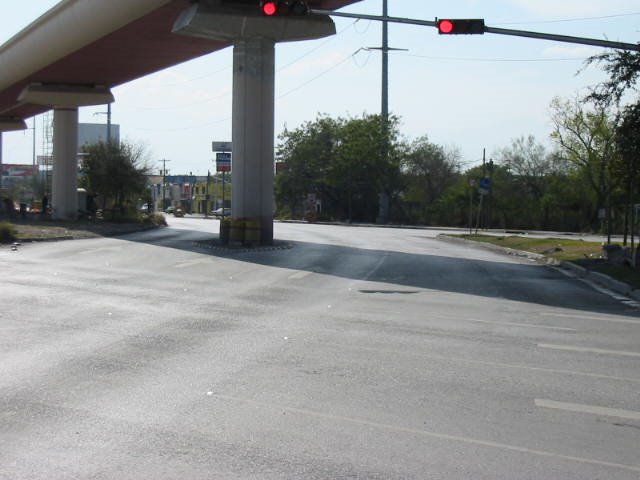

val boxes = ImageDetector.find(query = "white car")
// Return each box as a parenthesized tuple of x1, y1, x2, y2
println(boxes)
(211, 207, 231, 217)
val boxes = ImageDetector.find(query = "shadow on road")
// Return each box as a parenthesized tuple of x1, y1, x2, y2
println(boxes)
(121, 227, 640, 318)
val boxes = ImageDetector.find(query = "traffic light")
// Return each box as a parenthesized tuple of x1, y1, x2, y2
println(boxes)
(261, 1, 278, 16)
(437, 18, 485, 35)
(260, 1, 309, 16)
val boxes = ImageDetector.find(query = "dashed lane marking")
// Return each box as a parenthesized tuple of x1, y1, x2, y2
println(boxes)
(210, 394, 640, 474)
(322, 343, 640, 383)
(538, 343, 640, 358)
(539, 312, 640, 325)
(535, 399, 640, 421)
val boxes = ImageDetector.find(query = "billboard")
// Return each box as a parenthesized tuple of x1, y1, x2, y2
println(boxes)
(1, 164, 38, 177)
(78, 122, 120, 147)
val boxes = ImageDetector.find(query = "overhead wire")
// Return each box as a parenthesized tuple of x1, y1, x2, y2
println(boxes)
(276, 48, 364, 100)
(393, 53, 588, 63)
(493, 11, 640, 26)
(126, 20, 358, 113)
(277, 19, 358, 72)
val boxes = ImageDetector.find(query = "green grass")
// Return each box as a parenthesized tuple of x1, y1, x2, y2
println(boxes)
(453, 234, 640, 290)
(0, 222, 17, 243)
(458, 234, 604, 262)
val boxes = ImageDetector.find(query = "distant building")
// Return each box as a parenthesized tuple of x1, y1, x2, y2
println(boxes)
(78, 122, 120, 147)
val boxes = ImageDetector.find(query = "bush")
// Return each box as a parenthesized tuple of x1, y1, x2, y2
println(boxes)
(0, 222, 17, 243)
(143, 213, 167, 227)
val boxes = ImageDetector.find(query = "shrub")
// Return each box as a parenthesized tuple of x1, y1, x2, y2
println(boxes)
(143, 213, 167, 227)
(0, 222, 17, 243)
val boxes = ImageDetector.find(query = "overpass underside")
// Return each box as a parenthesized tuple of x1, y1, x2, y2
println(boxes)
(0, 0, 358, 244)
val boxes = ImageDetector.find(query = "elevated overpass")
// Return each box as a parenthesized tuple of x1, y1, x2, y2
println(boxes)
(0, 0, 359, 242)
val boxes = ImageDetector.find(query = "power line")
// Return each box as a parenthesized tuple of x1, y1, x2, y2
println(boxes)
(277, 20, 358, 73)
(125, 22, 357, 112)
(394, 53, 588, 63)
(127, 90, 231, 111)
(129, 116, 231, 133)
(146, 65, 232, 88)
(493, 12, 640, 26)
(276, 49, 362, 100)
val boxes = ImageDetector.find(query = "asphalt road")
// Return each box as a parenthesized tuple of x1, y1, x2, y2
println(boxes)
(1, 217, 639, 479)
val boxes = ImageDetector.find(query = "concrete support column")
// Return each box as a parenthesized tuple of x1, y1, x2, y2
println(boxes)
(0, 132, 3, 191)
(231, 38, 275, 244)
(52, 107, 78, 220)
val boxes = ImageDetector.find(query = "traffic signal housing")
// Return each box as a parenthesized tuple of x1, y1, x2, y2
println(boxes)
(260, 1, 309, 16)
(437, 18, 485, 35)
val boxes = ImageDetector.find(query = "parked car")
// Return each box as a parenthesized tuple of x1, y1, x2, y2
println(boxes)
(164, 206, 174, 214)
(212, 207, 231, 217)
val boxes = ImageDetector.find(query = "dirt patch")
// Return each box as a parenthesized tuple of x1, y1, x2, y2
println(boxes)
(5, 218, 162, 242)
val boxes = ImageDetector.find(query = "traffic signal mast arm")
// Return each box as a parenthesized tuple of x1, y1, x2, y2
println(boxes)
(309, 9, 640, 52)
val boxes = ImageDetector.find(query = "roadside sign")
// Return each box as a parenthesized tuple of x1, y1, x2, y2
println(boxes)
(212, 141, 232, 152)
(478, 177, 491, 195)
(216, 152, 231, 172)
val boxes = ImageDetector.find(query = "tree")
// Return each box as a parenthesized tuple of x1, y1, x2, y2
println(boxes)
(328, 114, 403, 222)
(585, 50, 640, 107)
(496, 135, 564, 229)
(586, 50, 640, 247)
(275, 113, 403, 222)
(80, 140, 150, 218)
(274, 115, 341, 218)
(401, 136, 460, 224)
(615, 103, 640, 248)
(549, 96, 620, 230)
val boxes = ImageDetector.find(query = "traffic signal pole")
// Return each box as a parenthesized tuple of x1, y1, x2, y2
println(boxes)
(310, 9, 640, 52)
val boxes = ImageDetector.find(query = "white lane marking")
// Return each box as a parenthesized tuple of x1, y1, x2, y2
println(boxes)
(212, 394, 640, 473)
(538, 343, 640, 358)
(288, 271, 312, 280)
(539, 312, 640, 325)
(535, 399, 640, 421)
(424, 313, 575, 332)
(460, 318, 576, 332)
(363, 254, 388, 281)
(78, 246, 123, 255)
(173, 258, 213, 269)
(324, 343, 640, 384)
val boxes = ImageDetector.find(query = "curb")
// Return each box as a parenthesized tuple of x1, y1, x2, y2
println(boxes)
(437, 234, 640, 302)
(193, 240, 293, 255)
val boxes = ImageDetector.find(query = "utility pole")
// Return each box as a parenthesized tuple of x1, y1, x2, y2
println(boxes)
(94, 103, 113, 144)
(206, 169, 211, 218)
(107, 103, 112, 144)
(31, 118, 36, 167)
(160, 158, 170, 211)
(381, 0, 388, 125)
(366, 0, 406, 223)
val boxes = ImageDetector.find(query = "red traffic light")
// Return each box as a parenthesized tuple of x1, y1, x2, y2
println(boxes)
(437, 18, 485, 35)
(438, 20, 454, 34)
(260, 0, 308, 16)
(261, 1, 278, 16)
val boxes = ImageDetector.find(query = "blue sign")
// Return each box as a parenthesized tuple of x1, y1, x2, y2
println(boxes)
(216, 152, 231, 172)
(478, 177, 491, 195)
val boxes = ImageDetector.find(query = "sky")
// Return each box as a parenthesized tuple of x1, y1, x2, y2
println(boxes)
(1, 0, 639, 175)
